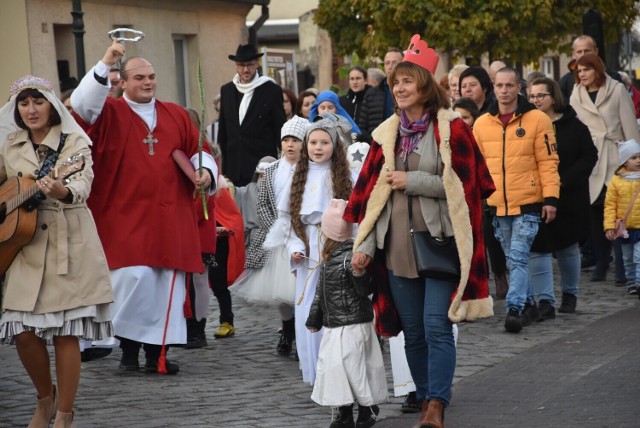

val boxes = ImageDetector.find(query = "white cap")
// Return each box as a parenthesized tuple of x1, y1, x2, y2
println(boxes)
(281, 115, 309, 141)
(347, 142, 370, 172)
(618, 139, 640, 167)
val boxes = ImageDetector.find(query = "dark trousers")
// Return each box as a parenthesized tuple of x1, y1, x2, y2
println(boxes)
(483, 210, 508, 275)
(118, 337, 163, 361)
(186, 275, 207, 338)
(590, 189, 612, 276)
(209, 236, 234, 324)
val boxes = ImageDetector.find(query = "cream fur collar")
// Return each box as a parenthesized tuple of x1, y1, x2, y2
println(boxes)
(354, 108, 489, 322)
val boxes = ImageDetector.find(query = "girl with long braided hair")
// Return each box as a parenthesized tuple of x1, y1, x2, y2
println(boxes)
(267, 114, 357, 385)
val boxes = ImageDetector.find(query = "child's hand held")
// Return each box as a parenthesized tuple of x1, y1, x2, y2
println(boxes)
(605, 229, 615, 241)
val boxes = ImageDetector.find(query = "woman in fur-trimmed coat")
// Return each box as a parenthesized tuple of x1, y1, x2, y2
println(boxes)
(345, 57, 495, 423)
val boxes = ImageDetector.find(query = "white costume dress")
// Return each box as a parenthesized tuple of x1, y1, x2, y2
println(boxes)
(230, 158, 297, 304)
(313, 322, 388, 406)
(281, 160, 331, 385)
(268, 159, 357, 384)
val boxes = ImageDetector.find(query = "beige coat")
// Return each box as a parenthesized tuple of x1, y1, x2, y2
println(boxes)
(570, 76, 640, 203)
(0, 126, 112, 313)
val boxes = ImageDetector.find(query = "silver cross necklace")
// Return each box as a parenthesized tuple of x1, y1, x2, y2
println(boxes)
(142, 110, 158, 155)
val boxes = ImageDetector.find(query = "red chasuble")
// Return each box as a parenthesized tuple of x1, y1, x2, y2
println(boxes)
(75, 97, 207, 273)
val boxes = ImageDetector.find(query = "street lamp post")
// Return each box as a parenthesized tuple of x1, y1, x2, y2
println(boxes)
(71, 0, 86, 78)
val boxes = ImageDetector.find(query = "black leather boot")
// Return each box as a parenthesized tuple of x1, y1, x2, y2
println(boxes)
(277, 318, 295, 356)
(330, 404, 354, 428)
(558, 293, 577, 313)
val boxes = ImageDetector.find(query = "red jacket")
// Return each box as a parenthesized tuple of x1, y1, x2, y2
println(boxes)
(630, 84, 640, 119)
(196, 194, 217, 255)
(214, 188, 245, 285)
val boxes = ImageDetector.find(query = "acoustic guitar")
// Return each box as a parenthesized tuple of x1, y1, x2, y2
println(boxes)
(0, 154, 85, 274)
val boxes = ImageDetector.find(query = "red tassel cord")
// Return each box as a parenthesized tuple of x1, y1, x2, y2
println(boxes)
(158, 269, 178, 375)
(183, 272, 193, 319)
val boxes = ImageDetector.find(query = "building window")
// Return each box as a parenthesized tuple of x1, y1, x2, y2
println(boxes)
(541, 57, 554, 78)
(174, 37, 189, 107)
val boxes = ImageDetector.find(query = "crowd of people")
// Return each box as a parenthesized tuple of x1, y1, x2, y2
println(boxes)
(1, 31, 639, 428)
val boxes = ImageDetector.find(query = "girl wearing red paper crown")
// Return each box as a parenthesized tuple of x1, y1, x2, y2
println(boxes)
(345, 34, 495, 427)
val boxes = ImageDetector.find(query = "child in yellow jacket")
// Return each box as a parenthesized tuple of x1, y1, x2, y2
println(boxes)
(604, 139, 640, 296)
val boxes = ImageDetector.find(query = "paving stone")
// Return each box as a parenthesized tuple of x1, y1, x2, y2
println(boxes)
(1, 269, 638, 427)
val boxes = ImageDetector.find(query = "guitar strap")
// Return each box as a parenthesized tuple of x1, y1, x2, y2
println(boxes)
(34, 133, 69, 201)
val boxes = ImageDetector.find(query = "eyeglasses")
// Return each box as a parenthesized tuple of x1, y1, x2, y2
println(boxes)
(528, 93, 551, 102)
(236, 63, 258, 70)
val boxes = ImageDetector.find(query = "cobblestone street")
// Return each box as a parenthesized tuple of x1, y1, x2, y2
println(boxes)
(1, 272, 638, 427)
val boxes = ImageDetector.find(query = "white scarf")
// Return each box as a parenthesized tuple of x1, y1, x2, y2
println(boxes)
(277, 160, 333, 218)
(232, 74, 273, 125)
(620, 170, 640, 181)
(273, 158, 297, 204)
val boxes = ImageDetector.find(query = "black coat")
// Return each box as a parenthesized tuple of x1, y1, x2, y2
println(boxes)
(339, 85, 370, 126)
(357, 80, 392, 142)
(218, 80, 287, 186)
(531, 105, 598, 252)
(306, 240, 374, 330)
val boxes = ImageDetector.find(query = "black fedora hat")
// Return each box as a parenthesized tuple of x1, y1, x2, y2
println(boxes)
(228, 43, 264, 62)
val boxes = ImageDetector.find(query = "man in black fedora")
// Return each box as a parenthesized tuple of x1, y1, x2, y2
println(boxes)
(218, 43, 287, 186)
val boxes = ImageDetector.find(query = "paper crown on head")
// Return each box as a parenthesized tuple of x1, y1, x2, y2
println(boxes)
(9, 75, 54, 97)
(403, 34, 439, 74)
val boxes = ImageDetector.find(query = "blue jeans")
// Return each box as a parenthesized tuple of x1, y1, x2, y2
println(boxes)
(493, 214, 540, 312)
(528, 243, 581, 303)
(620, 239, 640, 287)
(528, 252, 556, 305)
(614, 239, 626, 281)
(388, 271, 456, 405)
(557, 243, 581, 296)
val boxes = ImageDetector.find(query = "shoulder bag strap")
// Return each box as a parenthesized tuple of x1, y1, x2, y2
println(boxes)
(404, 145, 445, 238)
(622, 183, 640, 222)
(35, 133, 68, 200)
(36, 133, 68, 180)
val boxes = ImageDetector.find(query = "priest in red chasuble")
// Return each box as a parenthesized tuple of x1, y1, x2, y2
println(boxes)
(71, 41, 217, 374)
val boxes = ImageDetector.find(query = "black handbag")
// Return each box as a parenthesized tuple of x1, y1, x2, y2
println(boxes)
(405, 154, 461, 281)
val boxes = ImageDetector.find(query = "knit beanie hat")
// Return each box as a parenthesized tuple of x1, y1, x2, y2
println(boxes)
(618, 139, 640, 167)
(306, 117, 339, 147)
(321, 199, 353, 242)
(281, 115, 309, 141)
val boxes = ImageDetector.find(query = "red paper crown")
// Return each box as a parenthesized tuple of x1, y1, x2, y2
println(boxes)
(403, 34, 439, 73)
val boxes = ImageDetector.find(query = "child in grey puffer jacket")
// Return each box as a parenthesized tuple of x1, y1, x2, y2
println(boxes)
(306, 199, 387, 428)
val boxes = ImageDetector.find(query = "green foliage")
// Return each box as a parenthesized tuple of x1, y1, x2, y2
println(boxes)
(315, 0, 640, 65)
(337, 52, 371, 80)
